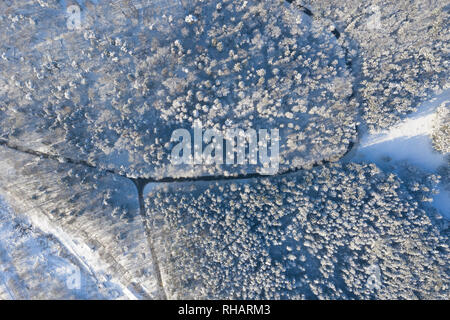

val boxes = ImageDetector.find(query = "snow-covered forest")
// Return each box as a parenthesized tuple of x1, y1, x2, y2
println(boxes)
(0, 0, 448, 300)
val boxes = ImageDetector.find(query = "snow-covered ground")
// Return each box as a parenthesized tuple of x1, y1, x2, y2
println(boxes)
(0, 196, 136, 299)
(354, 89, 449, 218)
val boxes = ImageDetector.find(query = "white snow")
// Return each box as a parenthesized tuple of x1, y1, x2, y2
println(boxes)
(0, 195, 138, 299)
(354, 89, 449, 218)
(22, 204, 138, 300)
(0, 196, 83, 299)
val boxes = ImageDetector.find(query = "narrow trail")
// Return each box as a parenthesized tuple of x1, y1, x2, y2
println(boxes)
(133, 178, 168, 300)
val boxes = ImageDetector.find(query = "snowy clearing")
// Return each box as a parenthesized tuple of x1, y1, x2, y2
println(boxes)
(354, 89, 449, 218)
(0, 196, 128, 299)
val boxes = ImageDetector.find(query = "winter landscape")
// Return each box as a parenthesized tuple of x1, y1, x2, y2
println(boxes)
(0, 0, 448, 299)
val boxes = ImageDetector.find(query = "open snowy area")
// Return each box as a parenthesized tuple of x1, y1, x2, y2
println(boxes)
(0, 0, 448, 300)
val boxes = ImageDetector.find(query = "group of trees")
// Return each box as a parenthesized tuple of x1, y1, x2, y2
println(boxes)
(298, 0, 448, 132)
(0, 0, 357, 178)
(432, 102, 449, 154)
(146, 162, 448, 299)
